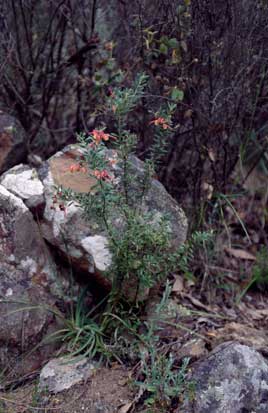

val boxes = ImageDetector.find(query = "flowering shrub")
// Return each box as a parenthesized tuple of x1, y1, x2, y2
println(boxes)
(59, 73, 180, 306)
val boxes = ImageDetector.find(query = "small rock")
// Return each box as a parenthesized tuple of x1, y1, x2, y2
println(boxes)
(0, 164, 45, 214)
(183, 341, 268, 413)
(39, 357, 96, 393)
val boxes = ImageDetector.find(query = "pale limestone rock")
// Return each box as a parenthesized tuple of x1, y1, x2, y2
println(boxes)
(0, 164, 45, 213)
(81, 235, 112, 272)
(39, 357, 96, 393)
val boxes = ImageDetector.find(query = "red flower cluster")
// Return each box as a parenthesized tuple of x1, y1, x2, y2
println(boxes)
(91, 129, 110, 145)
(93, 169, 112, 181)
(69, 163, 87, 173)
(150, 117, 170, 130)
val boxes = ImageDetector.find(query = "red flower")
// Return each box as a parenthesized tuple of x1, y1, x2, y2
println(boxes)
(69, 163, 87, 173)
(91, 129, 110, 144)
(93, 169, 112, 181)
(69, 163, 81, 172)
(150, 117, 171, 130)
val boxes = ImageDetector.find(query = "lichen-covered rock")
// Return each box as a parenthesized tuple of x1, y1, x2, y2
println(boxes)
(0, 185, 60, 374)
(0, 164, 45, 214)
(39, 357, 95, 393)
(0, 112, 27, 174)
(183, 341, 268, 413)
(39, 145, 188, 291)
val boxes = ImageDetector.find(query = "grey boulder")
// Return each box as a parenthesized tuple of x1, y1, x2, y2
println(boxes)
(183, 341, 268, 413)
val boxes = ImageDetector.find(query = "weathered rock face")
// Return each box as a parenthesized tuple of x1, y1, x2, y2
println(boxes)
(183, 341, 268, 413)
(38, 145, 188, 287)
(0, 112, 27, 174)
(0, 185, 60, 373)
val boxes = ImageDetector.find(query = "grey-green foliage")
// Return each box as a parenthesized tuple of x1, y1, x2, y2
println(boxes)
(110, 212, 175, 289)
(106, 72, 148, 123)
(149, 102, 177, 165)
(140, 353, 190, 410)
(136, 283, 191, 411)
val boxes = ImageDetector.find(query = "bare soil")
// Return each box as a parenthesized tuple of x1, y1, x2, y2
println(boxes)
(0, 366, 133, 413)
